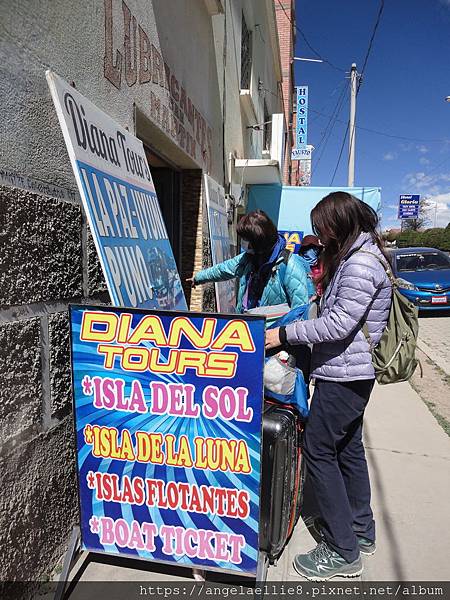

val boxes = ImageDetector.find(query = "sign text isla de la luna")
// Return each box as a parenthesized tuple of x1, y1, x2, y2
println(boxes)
(70, 306, 265, 574)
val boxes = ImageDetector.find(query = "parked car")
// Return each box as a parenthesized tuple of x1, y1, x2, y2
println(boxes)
(388, 247, 450, 311)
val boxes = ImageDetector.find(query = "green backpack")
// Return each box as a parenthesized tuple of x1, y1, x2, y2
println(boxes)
(359, 250, 420, 385)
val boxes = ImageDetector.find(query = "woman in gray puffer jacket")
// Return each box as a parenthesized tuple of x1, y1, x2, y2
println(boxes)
(266, 192, 392, 581)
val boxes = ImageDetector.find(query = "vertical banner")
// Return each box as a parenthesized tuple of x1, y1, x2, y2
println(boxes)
(204, 175, 236, 313)
(291, 86, 308, 159)
(46, 70, 187, 311)
(398, 194, 420, 219)
(70, 305, 265, 575)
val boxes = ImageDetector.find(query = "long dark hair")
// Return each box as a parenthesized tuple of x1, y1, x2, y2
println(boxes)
(237, 210, 278, 254)
(311, 191, 387, 288)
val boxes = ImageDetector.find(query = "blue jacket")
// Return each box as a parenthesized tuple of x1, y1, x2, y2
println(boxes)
(194, 250, 310, 313)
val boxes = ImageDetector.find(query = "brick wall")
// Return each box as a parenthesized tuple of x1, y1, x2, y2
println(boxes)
(179, 170, 215, 312)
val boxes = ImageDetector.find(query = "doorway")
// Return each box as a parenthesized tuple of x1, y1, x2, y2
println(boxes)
(144, 147, 182, 268)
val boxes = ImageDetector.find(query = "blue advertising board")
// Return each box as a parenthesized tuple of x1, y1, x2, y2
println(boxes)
(398, 194, 420, 219)
(279, 230, 304, 253)
(47, 70, 187, 311)
(247, 185, 381, 237)
(70, 305, 265, 575)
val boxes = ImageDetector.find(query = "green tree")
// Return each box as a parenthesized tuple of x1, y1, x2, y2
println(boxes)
(402, 198, 432, 231)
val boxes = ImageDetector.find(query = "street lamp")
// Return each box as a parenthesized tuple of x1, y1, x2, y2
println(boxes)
(293, 57, 324, 63)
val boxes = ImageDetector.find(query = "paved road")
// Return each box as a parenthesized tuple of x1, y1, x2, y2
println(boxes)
(418, 313, 450, 376)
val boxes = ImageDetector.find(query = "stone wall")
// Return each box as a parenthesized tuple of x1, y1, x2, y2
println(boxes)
(0, 165, 208, 588)
(0, 183, 109, 588)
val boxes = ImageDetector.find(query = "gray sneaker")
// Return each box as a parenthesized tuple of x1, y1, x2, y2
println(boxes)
(293, 541, 363, 581)
(309, 517, 376, 556)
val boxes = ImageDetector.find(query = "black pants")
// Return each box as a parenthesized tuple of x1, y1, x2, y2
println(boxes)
(303, 379, 375, 562)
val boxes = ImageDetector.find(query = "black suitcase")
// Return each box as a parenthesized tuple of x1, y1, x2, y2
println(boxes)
(259, 401, 304, 562)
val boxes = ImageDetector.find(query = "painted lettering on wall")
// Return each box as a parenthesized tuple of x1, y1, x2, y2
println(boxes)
(103, 0, 212, 171)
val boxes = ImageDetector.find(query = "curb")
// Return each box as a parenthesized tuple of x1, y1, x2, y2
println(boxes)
(417, 338, 450, 377)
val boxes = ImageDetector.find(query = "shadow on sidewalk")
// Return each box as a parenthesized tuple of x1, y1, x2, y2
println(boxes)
(364, 426, 406, 581)
(419, 310, 450, 319)
(299, 428, 407, 581)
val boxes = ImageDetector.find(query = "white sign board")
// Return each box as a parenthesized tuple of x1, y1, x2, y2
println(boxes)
(204, 175, 236, 313)
(46, 71, 186, 310)
(291, 147, 312, 161)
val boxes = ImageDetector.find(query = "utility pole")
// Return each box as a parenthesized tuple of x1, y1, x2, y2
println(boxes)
(348, 63, 358, 187)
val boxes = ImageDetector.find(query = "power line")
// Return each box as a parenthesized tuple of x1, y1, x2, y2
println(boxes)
(358, 0, 385, 91)
(314, 82, 349, 173)
(330, 123, 349, 185)
(275, 0, 346, 73)
(314, 81, 348, 152)
(414, 154, 450, 181)
(329, 0, 385, 184)
(310, 109, 448, 143)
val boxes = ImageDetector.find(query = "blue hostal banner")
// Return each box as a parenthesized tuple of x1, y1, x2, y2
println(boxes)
(247, 185, 382, 238)
(70, 305, 265, 575)
(295, 86, 308, 150)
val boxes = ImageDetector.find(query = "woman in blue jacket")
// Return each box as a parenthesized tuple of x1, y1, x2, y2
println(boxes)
(189, 210, 311, 312)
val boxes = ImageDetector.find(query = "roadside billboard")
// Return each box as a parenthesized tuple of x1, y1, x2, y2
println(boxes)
(398, 194, 420, 219)
(46, 70, 186, 311)
(204, 175, 236, 313)
(70, 305, 265, 575)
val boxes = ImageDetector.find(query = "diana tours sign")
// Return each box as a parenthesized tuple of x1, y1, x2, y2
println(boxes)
(46, 70, 186, 311)
(70, 305, 265, 575)
(398, 194, 420, 220)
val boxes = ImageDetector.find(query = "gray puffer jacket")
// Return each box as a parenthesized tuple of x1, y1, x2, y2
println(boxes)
(286, 232, 392, 381)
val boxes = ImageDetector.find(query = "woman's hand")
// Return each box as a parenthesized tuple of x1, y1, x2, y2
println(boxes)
(265, 327, 282, 351)
(186, 277, 196, 288)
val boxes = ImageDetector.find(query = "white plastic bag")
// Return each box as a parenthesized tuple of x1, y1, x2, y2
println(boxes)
(263, 351, 296, 397)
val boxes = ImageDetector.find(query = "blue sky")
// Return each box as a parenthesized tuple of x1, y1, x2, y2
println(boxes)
(293, 0, 450, 229)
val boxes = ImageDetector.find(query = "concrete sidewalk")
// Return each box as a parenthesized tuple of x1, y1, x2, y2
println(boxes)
(270, 381, 450, 581)
(65, 382, 450, 589)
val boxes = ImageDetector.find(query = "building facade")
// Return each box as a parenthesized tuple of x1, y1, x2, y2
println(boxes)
(0, 0, 288, 583)
(275, 0, 296, 185)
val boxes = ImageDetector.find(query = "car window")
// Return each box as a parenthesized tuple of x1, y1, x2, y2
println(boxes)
(396, 252, 450, 272)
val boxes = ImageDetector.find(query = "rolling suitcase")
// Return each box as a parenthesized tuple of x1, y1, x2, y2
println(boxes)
(259, 400, 304, 563)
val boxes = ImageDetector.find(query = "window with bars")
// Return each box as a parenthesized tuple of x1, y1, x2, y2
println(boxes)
(240, 12, 252, 89)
